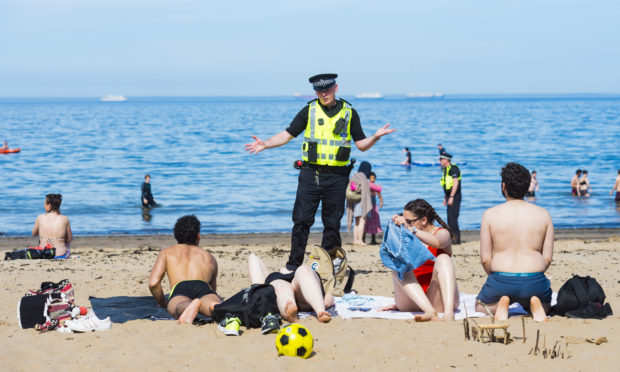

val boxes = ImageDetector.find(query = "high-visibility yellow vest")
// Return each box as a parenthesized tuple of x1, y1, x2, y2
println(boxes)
(440, 164, 461, 190)
(301, 100, 352, 166)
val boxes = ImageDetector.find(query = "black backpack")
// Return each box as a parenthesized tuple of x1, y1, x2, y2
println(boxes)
(552, 275, 613, 319)
(212, 284, 279, 328)
(5, 247, 56, 260)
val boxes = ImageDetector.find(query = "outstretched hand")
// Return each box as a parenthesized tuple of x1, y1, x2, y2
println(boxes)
(374, 124, 396, 139)
(244, 135, 266, 154)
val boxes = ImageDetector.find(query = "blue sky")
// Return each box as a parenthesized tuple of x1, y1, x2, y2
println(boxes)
(1, 0, 619, 97)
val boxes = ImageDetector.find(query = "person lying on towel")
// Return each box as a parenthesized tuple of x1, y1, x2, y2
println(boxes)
(379, 199, 459, 321)
(148, 215, 222, 324)
(248, 253, 334, 323)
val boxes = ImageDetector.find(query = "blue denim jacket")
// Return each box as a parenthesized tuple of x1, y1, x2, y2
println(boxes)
(380, 221, 436, 280)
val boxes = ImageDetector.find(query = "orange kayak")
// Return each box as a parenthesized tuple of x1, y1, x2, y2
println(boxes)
(0, 148, 20, 154)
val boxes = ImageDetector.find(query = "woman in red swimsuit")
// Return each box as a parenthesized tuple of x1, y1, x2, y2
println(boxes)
(380, 199, 459, 321)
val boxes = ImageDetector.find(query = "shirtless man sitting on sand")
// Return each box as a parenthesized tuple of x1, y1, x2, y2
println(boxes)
(32, 193, 73, 259)
(475, 162, 554, 322)
(148, 215, 222, 324)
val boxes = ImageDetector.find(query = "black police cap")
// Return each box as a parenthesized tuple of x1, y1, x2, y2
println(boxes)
(309, 73, 338, 91)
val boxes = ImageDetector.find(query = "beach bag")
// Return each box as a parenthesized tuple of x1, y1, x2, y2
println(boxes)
(307, 246, 355, 296)
(212, 284, 279, 328)
(552, 275, 613, 319)
(18, 279, 76, 331)
(346, 181, 362, 203)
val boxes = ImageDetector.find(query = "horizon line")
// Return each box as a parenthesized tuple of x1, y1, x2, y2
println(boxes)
(1, 92, 620, 100)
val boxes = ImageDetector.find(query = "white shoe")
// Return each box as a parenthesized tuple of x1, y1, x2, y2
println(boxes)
(65, 311, 111, 332)
(57, 326, 73, 333)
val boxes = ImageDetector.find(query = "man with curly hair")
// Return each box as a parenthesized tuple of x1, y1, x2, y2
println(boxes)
(148, 215, 222, 324)
(475, 162, 554, 322)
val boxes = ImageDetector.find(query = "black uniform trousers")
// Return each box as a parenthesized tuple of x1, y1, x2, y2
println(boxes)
(287, 167, 349, 270)
(447, 193, 461, 244)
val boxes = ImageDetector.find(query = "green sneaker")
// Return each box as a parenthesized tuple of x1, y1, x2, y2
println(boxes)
(260, 313, 281, 334)
(218, 313, 241, 336)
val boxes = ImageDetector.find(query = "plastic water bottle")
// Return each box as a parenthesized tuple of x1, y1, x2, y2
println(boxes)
(332, 257, 342, 273)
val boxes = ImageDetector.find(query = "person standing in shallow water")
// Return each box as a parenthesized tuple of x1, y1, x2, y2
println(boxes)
(401, 147, 411, 165)
(245, 73, 395, 272)
(142, 174, 157, 207)
(526, 170, 539, 197)
(610, 169, 620, 204)
(571, 169, 582, 196)
(579, 170, 592, 197)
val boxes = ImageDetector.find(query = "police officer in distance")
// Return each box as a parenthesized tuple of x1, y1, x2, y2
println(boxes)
(245, 73, 395, 271)
(439, 153, 462, 244)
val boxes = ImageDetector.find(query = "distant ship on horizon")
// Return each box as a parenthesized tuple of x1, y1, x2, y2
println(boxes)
(101, 94, 128, 102)
(354, 92, 383, 99)
(406, 92, 444, 99)
(293, 93, 316, 100)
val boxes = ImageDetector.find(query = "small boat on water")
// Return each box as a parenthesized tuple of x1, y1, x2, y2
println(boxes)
(354, 92, 383, 99)
(0, 148, 20, 154)
(406, 92, 444, 100)
(100, 94, 128, 102)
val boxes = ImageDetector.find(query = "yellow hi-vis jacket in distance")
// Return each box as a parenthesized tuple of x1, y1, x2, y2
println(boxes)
(301, 100, 352, 167)
(440, 164, 461, 190)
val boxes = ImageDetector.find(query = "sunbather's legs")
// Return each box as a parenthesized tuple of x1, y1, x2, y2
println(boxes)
(168, 296, 201, 324)
(248, 253, 269, 284)
(425, 255, 459, 320)
(391, 271, 438, 321)
(292, 265, 332, 323)
(494, 296, 510, 321)
(530, 296, 549, 322)
(269, 279, 299, 322)
(197, 293, 222, 317)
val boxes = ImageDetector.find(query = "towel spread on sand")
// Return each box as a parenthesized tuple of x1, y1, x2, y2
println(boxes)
(334, 293, 558, 320)
(89, 296, 213, 323)
(91, 293, 557, 323)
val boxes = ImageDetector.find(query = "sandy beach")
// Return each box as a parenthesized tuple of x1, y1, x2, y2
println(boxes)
(1, 229, 619, 371)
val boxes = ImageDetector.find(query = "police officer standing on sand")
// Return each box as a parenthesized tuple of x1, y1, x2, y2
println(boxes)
(245, 73, 395, 271)
(439, 153, 462, 244)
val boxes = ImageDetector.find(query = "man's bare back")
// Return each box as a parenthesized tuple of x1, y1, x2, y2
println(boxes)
(32, 212, 72, 256)
(158, 244, 218, 290)
(476, 163, 554, 322)
(480, 200, 553, 274)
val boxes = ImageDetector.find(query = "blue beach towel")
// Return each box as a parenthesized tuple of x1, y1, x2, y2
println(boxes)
(379, 221, 435, 280)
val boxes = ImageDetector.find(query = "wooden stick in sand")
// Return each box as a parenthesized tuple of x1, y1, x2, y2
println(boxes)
(521, 316, 526, 344)
(463, 300, 470, 341)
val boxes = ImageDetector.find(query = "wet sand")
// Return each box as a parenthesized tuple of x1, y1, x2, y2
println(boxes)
(1, 229, 619, 371)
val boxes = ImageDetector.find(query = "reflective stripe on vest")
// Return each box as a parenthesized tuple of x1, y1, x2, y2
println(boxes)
(302, 100, 352, 166)
(440, 164, 461, 190)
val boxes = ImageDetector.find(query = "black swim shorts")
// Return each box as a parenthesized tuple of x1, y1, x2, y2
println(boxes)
(265, 269, 326, 297)
(265, 271, 296, 285)
(168, 280, 214, 302)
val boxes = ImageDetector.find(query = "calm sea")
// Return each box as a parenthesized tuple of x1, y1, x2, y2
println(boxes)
(1, 96, 619, 236)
